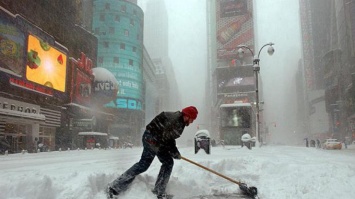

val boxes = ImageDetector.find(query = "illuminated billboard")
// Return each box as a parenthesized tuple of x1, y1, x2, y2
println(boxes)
(0, 11, 26, 76)
(26, 34, 67, 92)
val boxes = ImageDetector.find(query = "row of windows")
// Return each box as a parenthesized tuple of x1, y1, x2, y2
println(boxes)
(103, 3, 138, 16)
(98, 57, 135, 66)
(94, 27, 142, 41)
(101, 42, 138, 53)
(99, 14, 141, 27)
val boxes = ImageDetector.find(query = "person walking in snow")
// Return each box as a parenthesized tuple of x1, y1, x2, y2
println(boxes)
(106, 106, 198, 199)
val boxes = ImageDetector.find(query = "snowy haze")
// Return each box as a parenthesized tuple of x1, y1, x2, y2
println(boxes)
(1, 145, 355, 199)
(255, 0, 302, 145)
(139, 0, 304, 144)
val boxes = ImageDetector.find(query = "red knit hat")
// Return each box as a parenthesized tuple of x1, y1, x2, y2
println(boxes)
(182, 106, 198, 120)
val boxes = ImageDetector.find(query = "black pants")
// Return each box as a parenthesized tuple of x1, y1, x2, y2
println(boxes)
(110, 130, 174, 195)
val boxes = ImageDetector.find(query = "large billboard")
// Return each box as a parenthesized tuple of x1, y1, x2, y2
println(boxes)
(0, 9, 26, 76)
(0, 8, 69, 101)
(217, 66, 254, 94)
(26, 34, 67, 92)
(216, 0, 254, 59)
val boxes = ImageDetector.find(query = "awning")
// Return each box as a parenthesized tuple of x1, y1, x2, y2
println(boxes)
(0, 109, 45, 122)
(109, 136, 119, 140)
(64, 103, 114, 119)
(78, 132, 108, 136)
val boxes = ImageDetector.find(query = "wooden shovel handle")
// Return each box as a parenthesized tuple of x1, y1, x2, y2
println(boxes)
(181, 156, 241, 185)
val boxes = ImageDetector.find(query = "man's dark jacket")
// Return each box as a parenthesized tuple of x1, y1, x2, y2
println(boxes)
(145, 111, 185, 157)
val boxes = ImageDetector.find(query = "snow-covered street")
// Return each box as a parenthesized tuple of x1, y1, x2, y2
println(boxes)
(1, 145, 355, 199)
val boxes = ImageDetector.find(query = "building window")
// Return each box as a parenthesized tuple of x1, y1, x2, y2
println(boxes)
(98, 57, 103, 63)
(114, 57, 119, 64)
(109, 27, 115, 34)
(133, 9, 137, 16)
(115, 15, 120, 22)
(130, 19, 134, 26)
(137, 34, 139, 40)
(129, 59, 133, 66)
(132, 46, 136, 52)
(94, 28, 99, 35)
(100, 14, 105, 21)
(105, 3, 110, 10)
(120, 43, 125, 50)
(121, 5, 126, 12)
(124, 29, 129, 36)
(103, 42, 109, 48)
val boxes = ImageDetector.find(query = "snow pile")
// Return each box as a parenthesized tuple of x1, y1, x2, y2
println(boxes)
(1, 145, 355, 199)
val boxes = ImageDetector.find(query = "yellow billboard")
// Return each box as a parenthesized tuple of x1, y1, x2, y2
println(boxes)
(26, 34, 67, 92)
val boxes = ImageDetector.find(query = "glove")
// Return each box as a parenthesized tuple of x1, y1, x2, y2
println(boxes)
(170, 151, 181, 159)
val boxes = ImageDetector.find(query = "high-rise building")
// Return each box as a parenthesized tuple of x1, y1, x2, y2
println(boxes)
(206, 0, 257, 144)
(299, 0, 355, 141)
(143, 0, 180, 111)
(92, 0, 145, 144)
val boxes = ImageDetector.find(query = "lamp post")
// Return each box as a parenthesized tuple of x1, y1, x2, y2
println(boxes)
(236, 42, 275, 145)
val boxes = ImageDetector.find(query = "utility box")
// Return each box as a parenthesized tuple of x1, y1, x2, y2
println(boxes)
(194, 130, 211, 154)
(241, 133, 256, 150)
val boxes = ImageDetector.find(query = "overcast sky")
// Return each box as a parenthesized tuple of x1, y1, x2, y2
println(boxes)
(138, 0, 302, 142)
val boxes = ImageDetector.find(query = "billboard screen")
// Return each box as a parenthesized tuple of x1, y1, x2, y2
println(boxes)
(0, 12, 26, 76)
(216, 0, 254, 59)
(217, 65, 254, 93)
(70, 54, 94, 106)
(72, 68, 92, 105)
(103, 64, 143, 110)
(26, 34, 67, 92)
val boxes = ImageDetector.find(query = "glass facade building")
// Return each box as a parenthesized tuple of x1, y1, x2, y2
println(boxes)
(92, 0, 144, 110)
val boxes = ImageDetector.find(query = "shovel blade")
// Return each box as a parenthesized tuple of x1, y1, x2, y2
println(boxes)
(239, 183, 258, 198)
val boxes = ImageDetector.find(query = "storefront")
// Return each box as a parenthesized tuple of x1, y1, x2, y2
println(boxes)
(0, 97, 45, 153)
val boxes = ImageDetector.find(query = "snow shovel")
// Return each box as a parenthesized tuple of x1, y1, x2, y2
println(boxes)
(181, 156, 258, 198)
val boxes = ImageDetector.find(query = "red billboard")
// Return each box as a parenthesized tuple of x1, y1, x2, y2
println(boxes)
(70, 53, 94, 106)
(216, 0, 254, 59)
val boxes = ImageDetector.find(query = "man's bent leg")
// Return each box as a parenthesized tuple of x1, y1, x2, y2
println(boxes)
(110, 146, 155, 194)
(153, 152, 174, 195)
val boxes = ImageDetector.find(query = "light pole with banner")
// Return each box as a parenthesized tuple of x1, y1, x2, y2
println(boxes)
(236, 42, 275, 145)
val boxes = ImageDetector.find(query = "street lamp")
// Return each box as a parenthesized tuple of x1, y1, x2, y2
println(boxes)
(236, 42, 275, 145)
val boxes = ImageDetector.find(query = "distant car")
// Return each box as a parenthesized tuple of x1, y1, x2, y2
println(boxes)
(323, 139, 342, 150)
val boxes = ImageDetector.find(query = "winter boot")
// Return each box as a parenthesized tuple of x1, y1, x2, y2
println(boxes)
(106, 186, 119, 199)
(156, 193, 174, 199)
(152, 189, 173, 199)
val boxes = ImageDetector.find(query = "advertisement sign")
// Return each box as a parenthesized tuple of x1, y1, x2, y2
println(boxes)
(0, 11, 26, 76)
(220, 0, 248, 18)
(73, 68, 92, 105)
(26, 34, 67, 92)
(217, 65, 254, 93)
(0, 7, 69, 102)
(92, 67, 119, 106)
(108, 64, 143, 110)
(216, 0, 254, 59)
(70, 53, 94, 106)
(0, 96, 45, 121)
(103, 65, 143, 110)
